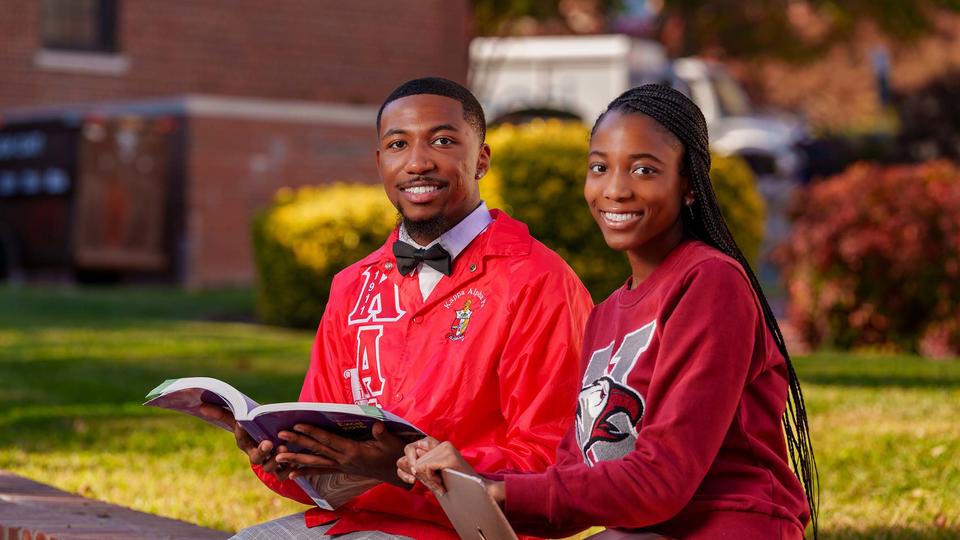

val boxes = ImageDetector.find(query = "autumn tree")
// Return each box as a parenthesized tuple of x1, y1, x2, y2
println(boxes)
(474, 0, 960, 61)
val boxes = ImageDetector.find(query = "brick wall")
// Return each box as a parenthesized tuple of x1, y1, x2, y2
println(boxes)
(184, 105, 383, 286)
(1, 0, 470, 286)
(0, 0, 471, 108)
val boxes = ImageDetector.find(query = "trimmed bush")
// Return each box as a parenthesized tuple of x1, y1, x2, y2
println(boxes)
(252, 183, 395, 327)
(483, 119, 765, 299)
(481, 120, 619, 296)
(711, 154, 766, 267)
(779, 160, 960, 355)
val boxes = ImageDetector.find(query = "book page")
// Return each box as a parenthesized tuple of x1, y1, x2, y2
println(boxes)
(143, 379, 412, 510)
(144, 377, 259, 430)
(302, 473, 381, 510)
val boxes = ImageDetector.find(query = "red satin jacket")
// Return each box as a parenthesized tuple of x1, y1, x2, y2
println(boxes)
(253, 210, 593, 539)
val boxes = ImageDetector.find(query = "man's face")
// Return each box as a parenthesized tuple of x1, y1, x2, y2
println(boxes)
(376, 94, 490, 243)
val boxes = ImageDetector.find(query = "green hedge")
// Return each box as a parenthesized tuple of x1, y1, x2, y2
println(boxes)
(483, 119, 765, 299)
(252, 120, 766, 325)
(252, 184, 395, 327)
(710, 152, 765, 267)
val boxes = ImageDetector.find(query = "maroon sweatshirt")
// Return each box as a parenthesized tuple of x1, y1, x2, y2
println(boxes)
(498, 240, 810, 539)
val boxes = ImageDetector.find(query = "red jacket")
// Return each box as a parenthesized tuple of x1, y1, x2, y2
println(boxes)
(500, 240, 809, 539)
(254, 210, 593, 539)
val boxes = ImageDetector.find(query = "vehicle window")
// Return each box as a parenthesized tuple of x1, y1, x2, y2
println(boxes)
(711, 72, 752, 117)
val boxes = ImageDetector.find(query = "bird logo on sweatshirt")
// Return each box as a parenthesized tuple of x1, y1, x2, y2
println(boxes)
(576, 320, 655, 466)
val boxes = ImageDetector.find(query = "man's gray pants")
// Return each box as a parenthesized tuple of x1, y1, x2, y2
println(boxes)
(230, 513, 414, 540)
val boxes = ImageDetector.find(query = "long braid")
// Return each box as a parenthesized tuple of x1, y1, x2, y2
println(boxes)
(593, 84, 819, 538)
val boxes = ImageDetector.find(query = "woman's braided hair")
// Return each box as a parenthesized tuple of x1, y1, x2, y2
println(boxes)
(592, 84, 819, 537)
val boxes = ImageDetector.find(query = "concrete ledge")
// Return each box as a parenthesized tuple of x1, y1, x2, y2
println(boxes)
(0, 470, 229, 540)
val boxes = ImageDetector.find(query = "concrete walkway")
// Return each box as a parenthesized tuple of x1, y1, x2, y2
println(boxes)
(0, 470, 229, 540)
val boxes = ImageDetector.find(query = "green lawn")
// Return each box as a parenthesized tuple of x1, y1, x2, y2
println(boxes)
(1, 286, 958, 538)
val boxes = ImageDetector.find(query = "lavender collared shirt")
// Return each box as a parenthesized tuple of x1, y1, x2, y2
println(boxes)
(398, 201, 493, 300)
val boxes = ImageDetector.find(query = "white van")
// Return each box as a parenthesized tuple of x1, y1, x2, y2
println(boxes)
(469, 35, 806, 282)
(470, 34, 805, 183)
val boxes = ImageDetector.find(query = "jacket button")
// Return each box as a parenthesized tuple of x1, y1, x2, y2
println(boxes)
(413, 316, 423, 323)
(394, 392, 403, 401)
(469, 263, 477, 272)
(384, 262, 394, 270)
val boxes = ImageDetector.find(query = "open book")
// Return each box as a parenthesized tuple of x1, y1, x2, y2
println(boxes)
(144, 377, 426, 510)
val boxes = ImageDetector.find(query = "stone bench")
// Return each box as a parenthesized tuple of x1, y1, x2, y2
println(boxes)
(0, 470, 229, 540)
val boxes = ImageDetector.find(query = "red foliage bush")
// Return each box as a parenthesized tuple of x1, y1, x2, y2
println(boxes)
(779, 160, 960, 356)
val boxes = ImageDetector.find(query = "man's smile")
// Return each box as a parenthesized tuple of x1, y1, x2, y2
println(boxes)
(402, 185, 440, 195)
(398, 177, 448, 204)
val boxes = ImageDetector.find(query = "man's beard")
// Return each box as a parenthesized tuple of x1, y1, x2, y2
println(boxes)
(399, 213, 448, 243)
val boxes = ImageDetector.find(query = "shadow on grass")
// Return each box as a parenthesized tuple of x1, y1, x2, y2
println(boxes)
(0, 357, 305, 410)
(0, 286, 259, 330)
(0, 406, 231, 454)
(800, 372, 960, 389)
(795, 355, 960, 389)
(820, 526, 960, 539)
(0, 357, 304, 456)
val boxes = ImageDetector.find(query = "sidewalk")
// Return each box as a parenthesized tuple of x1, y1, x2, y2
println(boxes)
(0, 470, 229, 540)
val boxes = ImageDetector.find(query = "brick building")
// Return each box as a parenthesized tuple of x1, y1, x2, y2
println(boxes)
(0, 0, 470, 286)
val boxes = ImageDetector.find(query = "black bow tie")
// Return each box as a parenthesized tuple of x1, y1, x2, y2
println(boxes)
(392, 241, 452, 276)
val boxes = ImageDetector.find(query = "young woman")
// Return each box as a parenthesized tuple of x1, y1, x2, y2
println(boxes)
(397, 84, 818, 540)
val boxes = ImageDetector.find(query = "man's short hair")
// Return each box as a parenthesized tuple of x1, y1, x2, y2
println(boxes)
(376, 77, 486, 142)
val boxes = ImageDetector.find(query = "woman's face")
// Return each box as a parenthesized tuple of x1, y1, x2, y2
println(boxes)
(584, 111, 689, 257)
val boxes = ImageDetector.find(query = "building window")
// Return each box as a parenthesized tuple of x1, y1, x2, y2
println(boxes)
(41, 0, 118, 53)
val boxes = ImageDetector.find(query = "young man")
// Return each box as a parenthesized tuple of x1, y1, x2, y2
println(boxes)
(208, 78, 593, 539)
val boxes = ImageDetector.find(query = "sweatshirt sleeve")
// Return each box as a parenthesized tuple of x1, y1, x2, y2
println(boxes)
(501, 260, 763, 537)
(460, 264, 592, 475)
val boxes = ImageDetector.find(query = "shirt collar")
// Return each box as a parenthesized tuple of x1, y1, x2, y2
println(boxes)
(398, 201, 493, 261)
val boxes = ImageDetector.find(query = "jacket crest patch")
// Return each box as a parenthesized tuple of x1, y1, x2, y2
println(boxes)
(444, 288, 487, 342)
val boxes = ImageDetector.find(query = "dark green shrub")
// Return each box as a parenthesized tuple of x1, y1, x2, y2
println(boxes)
(711, 153, 766, 267)
(481, 120, 619, 296)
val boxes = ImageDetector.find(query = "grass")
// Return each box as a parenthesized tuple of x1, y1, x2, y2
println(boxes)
(1, 286, 958, 537)
(0, 286, 311, 530)
(798, 354, 960, 539)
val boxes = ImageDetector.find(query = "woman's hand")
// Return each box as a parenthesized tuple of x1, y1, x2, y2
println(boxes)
(397, 437, 440, 488)
(396, 437, 478, 496)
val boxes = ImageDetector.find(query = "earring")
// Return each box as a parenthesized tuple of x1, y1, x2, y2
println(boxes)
(475, 170, 486, 179)
(685, 196, 696, 220)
